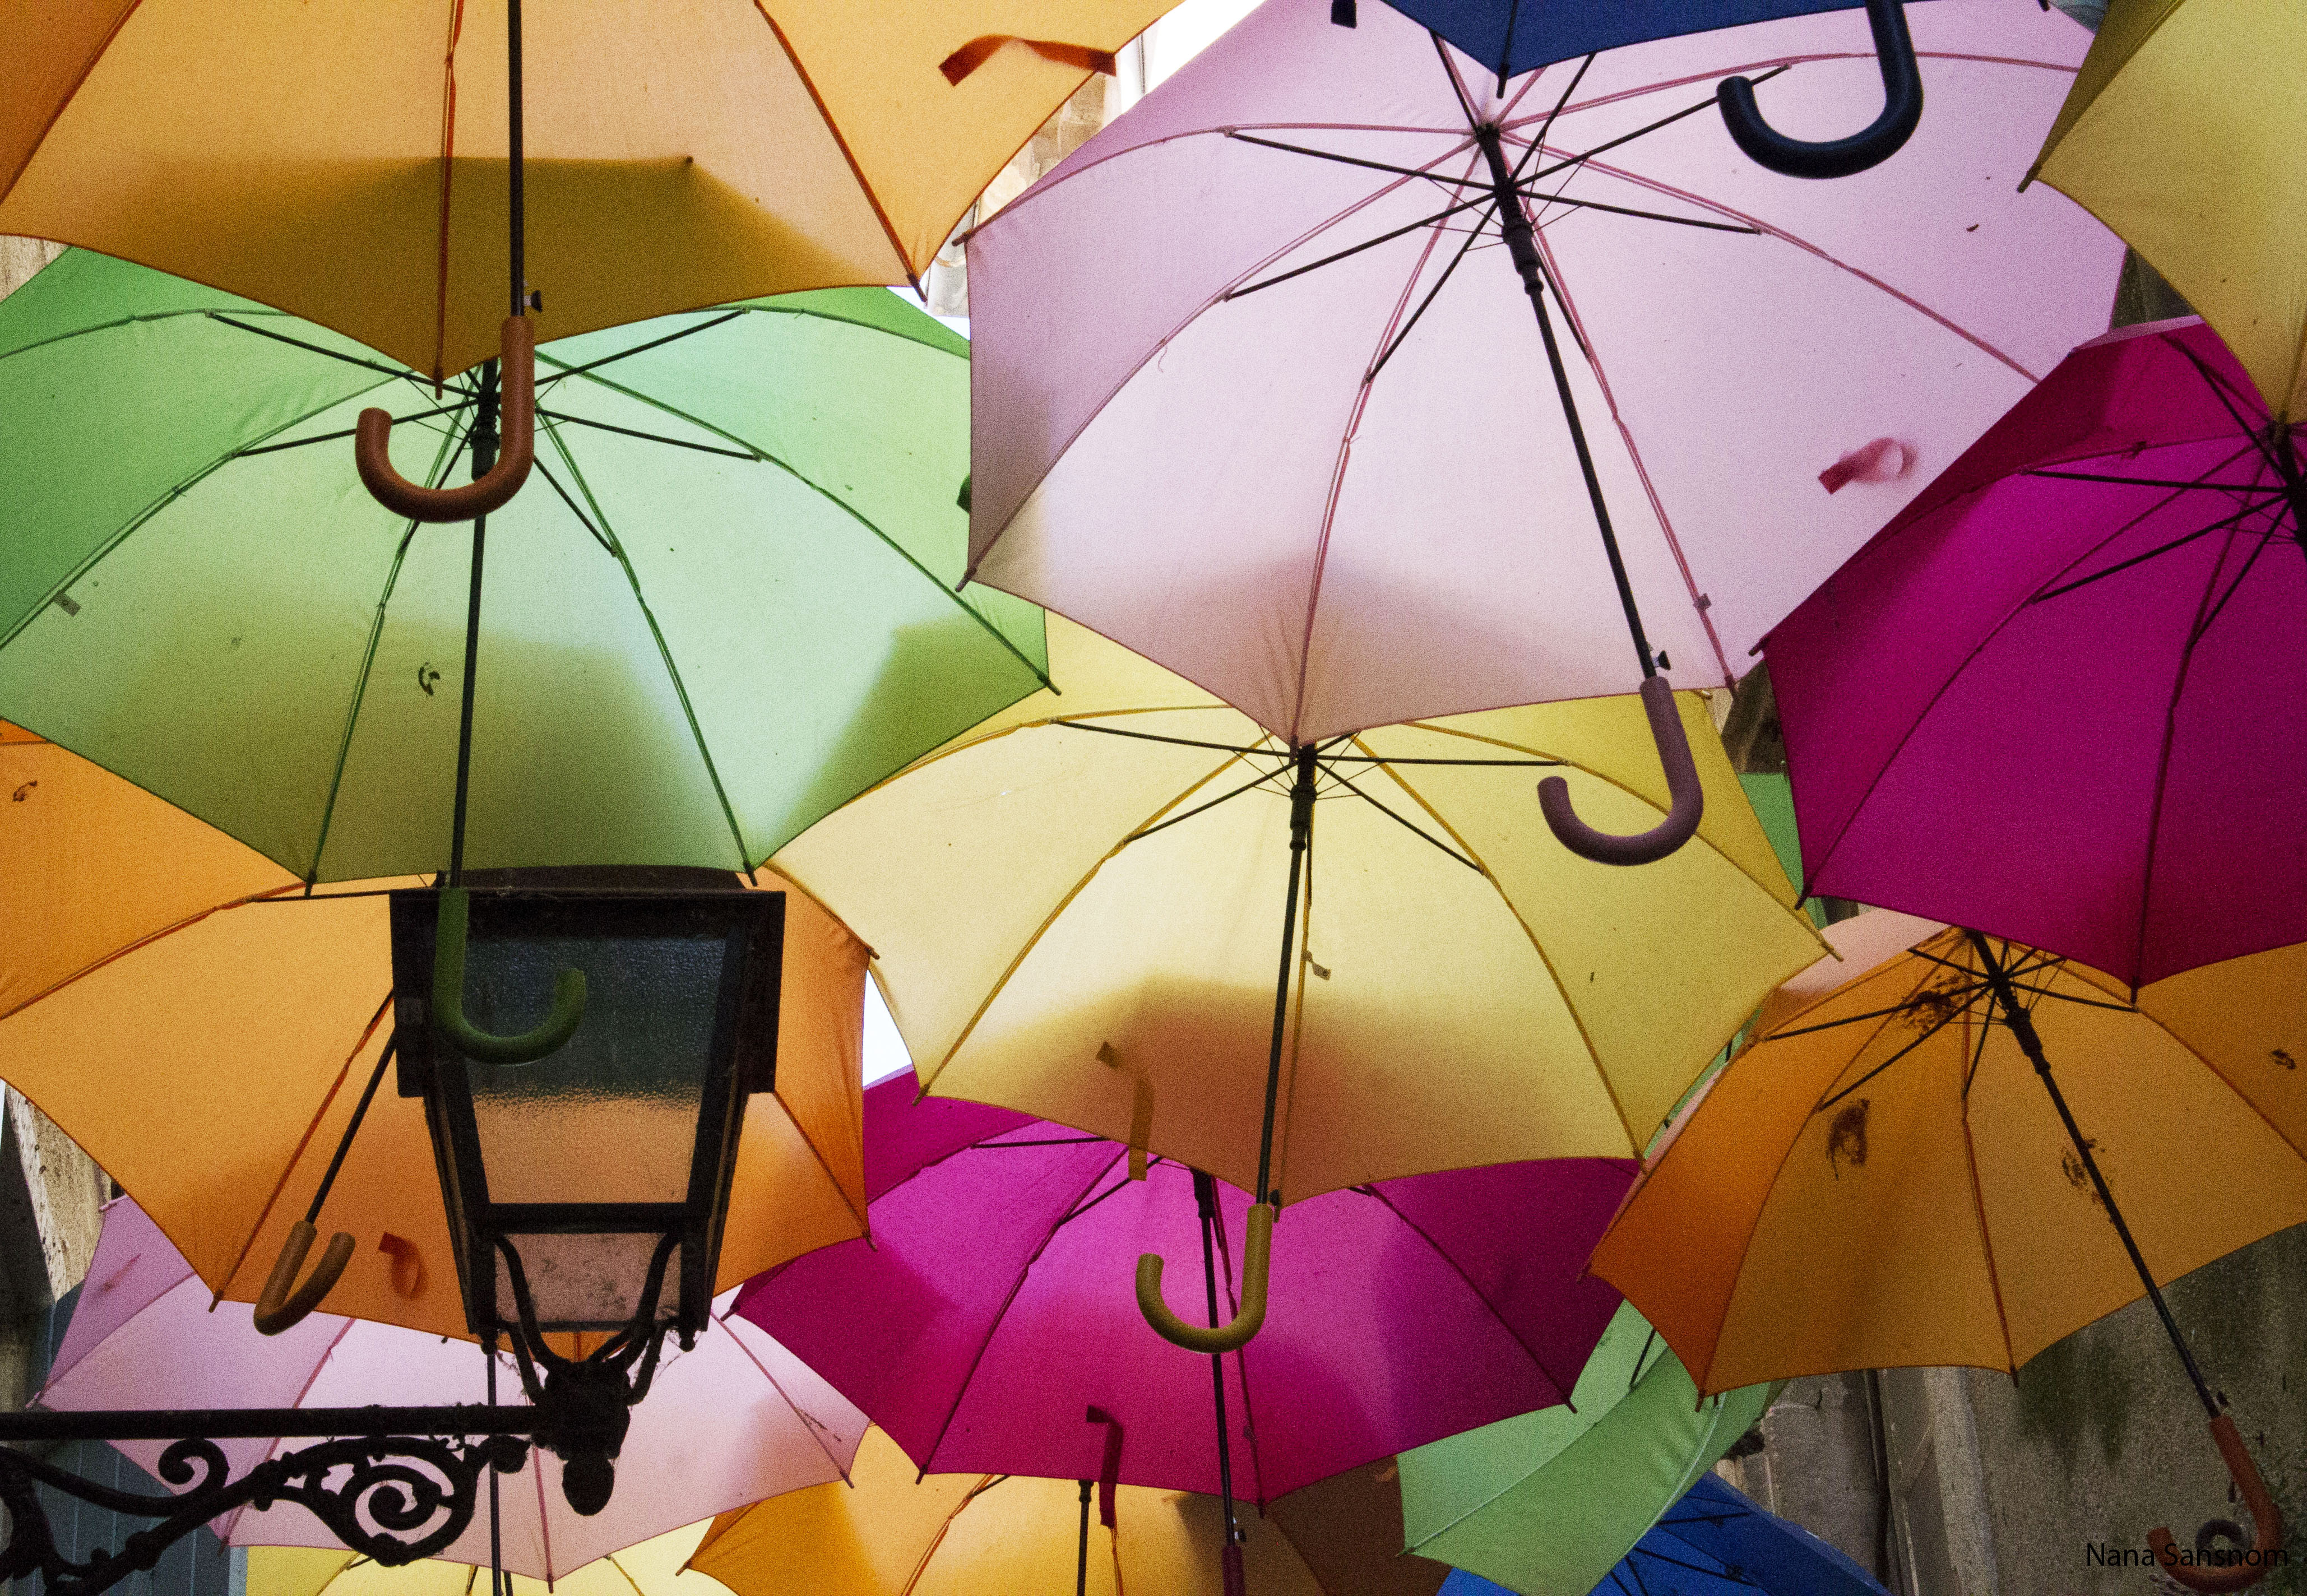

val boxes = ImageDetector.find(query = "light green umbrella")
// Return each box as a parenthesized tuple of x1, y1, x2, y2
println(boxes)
(1398, 1301, 1777, 1596)
(0, 250, 1044, 880)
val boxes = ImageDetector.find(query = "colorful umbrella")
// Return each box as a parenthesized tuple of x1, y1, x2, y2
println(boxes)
(771, 617, 1818, 1348)
(2, 0, 1172, 380)
(0, 250, 1044, 883)
(735, 1076, 1634, 1512)
(962, 0, 2115, 857)
(0, 730, 872, 1341)
(689, 1427, 1329, 1596)
(1439, 1473, 1887, 1596)
(247, 1518, 720, 1596)
(1374, 0, 1924, 179)
(2026, 0, 2307, 420)
(1763, 314, 2307, 989)
(1590, 911, 2300, 1588)
(1399, 1302, 1775, 1595)
(40, 1198, 869, 1581)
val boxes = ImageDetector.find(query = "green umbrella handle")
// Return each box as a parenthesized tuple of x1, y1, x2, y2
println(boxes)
(432, 887, 586, 1065)
(252, 1220, 356, 1335)
(2148, 1414, 2284, 1592)
(1539, 676, 1704, 866)
(1135, 1201, 1272, 1353)
(355, 316, 536, 523)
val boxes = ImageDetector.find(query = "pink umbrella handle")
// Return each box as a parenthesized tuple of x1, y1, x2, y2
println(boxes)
(2148, 1416, 2285, 1592)
(1134, 1202, 1272, 1353)
(1717, 0, 1922, 179)
(1538, 677, 1704, 866)
(252, 1220, 355, 1335)
(355, 317, 536, 523)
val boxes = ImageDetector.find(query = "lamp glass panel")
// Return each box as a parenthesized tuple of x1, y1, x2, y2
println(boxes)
(495, 1233, 684, 1329)
(457, 929, 725, 1206)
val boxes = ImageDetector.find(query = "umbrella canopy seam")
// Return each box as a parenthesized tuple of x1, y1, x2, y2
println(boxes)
(747, 3, 917, 287)
(1956, 1059, 2022, 1376)
(711, 1305, 854, 1485)
(0, 882, 301, 1023)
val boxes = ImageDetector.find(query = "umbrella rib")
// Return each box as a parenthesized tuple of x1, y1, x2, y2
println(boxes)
(1354, 1185, 1579, 1402)
(205, 313, 438, 388)
(305, 415, 471, 883)
(1224, 192, 1494, 300)
(1516, 69, 1790, 188)
(233, 400, 469, 456)
(916, 1146, 1127, 1471)
(535, 309, 747, 387)
(710, 1309, 852, 1480)
(541, 417, 756, 869)
(1227, 131, 1483, 193)
(748, 7, 916, 285)
(532, 406, 758, 460)
(914, 753, 1251, 1093)
(1368, 196, 1500, 382)
(1356, 743, 1642, 1149)
(2026, 500, 2282, 605)
(1123, 766, 1294, 847)
(1055, 719, 1283, 757)
(530, 456, 618, 556)
(1958, 1020, 2022, 1375)
(1812, 998, 1972, 1114)
(2023, 467, 2278, 491)
(1517, 187, 1762, 233)
(1319, 765, 1483, 871)
(540, 351, 1053, 695)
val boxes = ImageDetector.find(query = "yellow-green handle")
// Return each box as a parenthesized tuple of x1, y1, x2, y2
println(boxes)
(433, 887, 586, 1064)
(1135, 1202, 1273, 1353)
(252, 1219, 356, 1335)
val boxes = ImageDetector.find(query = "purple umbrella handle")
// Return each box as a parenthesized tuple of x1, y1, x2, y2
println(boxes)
(1538, 678, 1704, 866)
(252, 1220, 356, 1335)
(1134, 1202, 1272, 1353)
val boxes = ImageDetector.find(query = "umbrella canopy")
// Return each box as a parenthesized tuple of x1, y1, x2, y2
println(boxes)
(962, 0, 2118, 748)
(773, 619, 1819, 1207)
(1376, 0, 1880, 81)
(690, 1427, 1328, 1596)
(734, 1077, 1635, 1502)
(40, 1198, 870, 1582)
(1764, 315, 2307, 989)
(1399, 1302, 1776, 1595)
(1439, 1474, 1887, 1596)
(1, 0, 1171, 379)
(248, 1520, 722, 1596)
(2027, 0, 2307, 419)
(0, 731, 871, 1340)
(1588, 909, 2307, 1390)
(0, 250, 1044, 882)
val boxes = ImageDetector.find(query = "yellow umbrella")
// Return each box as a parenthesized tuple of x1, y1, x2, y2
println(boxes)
(1591, 909, 2302, 1590)
(773, 620, 1822, 1346)
(2026, 0, 2307, 417)
(688, 1427, 1327, 1596)
(2, 0, 1168, 381)
(0, 727, 869, 1340)
(246, 1519, 726, 1596)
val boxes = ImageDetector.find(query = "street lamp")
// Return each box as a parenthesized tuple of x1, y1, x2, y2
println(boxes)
(0, 879, 788, 1589)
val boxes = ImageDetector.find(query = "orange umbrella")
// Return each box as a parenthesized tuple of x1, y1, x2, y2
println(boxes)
(2, 0, 1167, 381)
(0, 726, 869, 1339)
(1591, 909, 2301, 1589)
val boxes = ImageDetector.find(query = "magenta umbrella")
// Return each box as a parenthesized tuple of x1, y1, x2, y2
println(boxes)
(39, 1198, 869, 1581)
(1764, 316, 2307, 990)
(735, 1076, 1632, 1555)
(962, 0, 2116, 860)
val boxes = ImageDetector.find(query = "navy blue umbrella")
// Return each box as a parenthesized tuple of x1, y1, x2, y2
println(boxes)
(1440, 1474, 1891, 1596)
(1359, 0, 1923, 178)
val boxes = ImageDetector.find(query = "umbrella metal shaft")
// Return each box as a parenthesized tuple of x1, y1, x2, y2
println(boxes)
(1963, 930, 2221, 1417)
(1256, 746, 1319, 1206)
(1473, 123, 1656, 681)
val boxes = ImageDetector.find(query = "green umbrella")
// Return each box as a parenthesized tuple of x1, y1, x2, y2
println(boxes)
(0, 250, 1044, 880)
(1398, 1301, 1778, 1596)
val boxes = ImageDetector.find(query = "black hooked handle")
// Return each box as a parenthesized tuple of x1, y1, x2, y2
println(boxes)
(1717, 0, 1922, 179)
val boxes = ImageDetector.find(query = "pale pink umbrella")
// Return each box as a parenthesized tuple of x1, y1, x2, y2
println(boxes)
(963, 0, 2120, 859)
(37, 1199, 867, 1581)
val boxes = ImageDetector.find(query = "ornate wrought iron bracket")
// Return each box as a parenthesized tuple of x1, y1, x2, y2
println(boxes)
(0, 1407, 539, 1596)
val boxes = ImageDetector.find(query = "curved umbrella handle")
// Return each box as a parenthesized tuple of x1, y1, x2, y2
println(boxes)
(252, 1219, 356, 1335)
(2148, 1415, 2285, 1592)
(1716, 0, 1923, 179)
(1135, 1203, 1272, 1353)
(355, 317, 536, 523)
(433, 886, 587, 1065)
(1539, 676, 1704, 866)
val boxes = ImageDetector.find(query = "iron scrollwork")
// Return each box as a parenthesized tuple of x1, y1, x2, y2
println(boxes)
(0, 1430, 528, 1596)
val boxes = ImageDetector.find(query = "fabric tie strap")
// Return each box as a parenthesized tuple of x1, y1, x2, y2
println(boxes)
(941, 37, 1118, 86)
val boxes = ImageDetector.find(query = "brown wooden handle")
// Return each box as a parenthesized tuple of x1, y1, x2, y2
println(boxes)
(939, 36, 1118, 85)
(2148, 1414, 2285, 1592)
(252, 1219, 356, 1335)
(355, 317, 535, 523)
